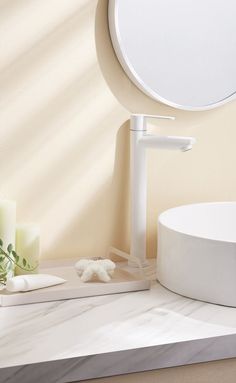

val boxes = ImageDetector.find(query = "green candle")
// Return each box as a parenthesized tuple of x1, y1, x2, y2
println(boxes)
(15, 224, 40, 275)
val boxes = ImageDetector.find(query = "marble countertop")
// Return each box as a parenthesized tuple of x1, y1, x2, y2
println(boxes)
(1, 260, 236, 383)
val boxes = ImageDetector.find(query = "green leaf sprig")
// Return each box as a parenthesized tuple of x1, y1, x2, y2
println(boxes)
(0, 239, 38, 286)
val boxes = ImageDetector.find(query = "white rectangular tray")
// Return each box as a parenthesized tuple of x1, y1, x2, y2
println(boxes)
(0, 265, 151, 307)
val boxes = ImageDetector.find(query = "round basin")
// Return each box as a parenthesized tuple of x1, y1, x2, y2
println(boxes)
(157, 202, 236, 307)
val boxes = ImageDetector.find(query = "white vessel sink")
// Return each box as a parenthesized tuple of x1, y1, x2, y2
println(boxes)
(157, 202, 236, 307)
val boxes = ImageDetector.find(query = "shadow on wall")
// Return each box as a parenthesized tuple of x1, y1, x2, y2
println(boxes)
(49, 120, 131, 259)
(0, 0, 129, 260)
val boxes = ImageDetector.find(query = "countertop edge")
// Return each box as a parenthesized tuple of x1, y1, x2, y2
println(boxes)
(1, 333, 236, 383)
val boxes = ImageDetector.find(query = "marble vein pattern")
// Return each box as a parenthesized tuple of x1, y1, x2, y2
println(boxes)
(1, 261, 236, 382)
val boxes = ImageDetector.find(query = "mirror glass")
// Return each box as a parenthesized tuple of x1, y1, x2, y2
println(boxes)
(108, 0, 236, 110)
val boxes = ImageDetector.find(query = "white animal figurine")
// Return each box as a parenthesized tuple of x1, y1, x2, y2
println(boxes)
(75, 259, 116, 282)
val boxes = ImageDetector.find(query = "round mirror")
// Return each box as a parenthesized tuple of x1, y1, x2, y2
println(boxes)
(108, 0, 236, 111)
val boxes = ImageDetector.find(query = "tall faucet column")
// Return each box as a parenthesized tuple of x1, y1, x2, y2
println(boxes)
(130, 115, 148, 266)
(129, 113, 178, 267)
(128, 113, 194, 268)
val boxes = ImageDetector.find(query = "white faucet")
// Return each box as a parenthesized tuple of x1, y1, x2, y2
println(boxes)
(109, 114, 196, 268)
(131, 114, 195, 151)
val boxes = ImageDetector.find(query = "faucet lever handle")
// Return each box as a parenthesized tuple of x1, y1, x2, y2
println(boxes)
(131, 114, 175, 131)
(141, 114, 175, 121)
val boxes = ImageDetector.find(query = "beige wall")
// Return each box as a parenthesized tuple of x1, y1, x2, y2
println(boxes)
(1, 0, 236, 260)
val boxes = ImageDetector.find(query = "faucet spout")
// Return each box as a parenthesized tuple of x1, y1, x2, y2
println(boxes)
(139, 134, 196, 151)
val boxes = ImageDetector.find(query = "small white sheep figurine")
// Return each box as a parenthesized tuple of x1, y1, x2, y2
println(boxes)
(75, 259, 116, 282)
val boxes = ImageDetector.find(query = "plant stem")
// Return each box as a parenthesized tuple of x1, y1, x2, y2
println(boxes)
(0, 248, 38, 272)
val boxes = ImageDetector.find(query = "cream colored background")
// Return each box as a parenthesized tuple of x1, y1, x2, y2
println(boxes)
(0, 0, 236, 260)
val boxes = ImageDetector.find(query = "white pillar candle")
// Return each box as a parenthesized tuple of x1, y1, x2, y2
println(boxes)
(0, 199, 16, 284)
(0, 199, 16, 251)
(15, 224, 40, 275)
